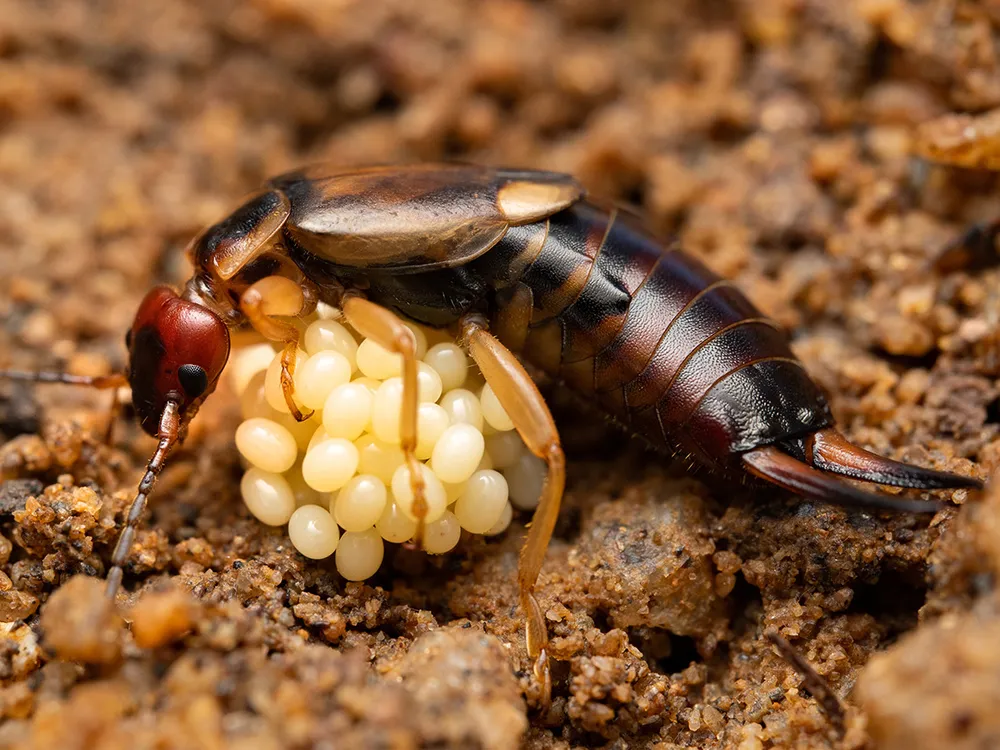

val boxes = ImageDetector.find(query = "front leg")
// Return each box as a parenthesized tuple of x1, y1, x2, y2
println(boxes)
(340, 295, 427, 539)
(239, 275, 317, 421)
(0, 370, 128, 445)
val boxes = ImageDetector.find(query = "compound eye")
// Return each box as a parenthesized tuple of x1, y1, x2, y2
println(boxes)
(177, 364, 209, 399)
(125, 328, 133, 349)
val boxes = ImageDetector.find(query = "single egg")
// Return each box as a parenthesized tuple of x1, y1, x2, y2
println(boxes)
(391, 462, 447, 523)
(333, 474, 388, 532)
(235, 418, 298, 474)
(376, 501, 418, 543)
(422, 511, 462, 554)
(355, 434, 405, 484)
(371, 377, 404, 444)
(323, 382, 375, 441)
(301, 436, 359, 492)
(303, 319, 359, 370)
(454, 470, 509, 533)
(504, 451, 546, 510)
(485, 430, 525, 469)
(356, 339, 403, 380)
(288, 505, 340, 559)
(241, 468, 296, 526)
(439, 389, 484, 431)
(423, 343, 468, 392)
(336, 528, 385, 580)
(416, 362, 443, 403)
(481, 383, 515, 431)
(430, 423, 485, 484)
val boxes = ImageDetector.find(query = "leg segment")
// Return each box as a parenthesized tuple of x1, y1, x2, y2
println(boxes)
(340, 296, 426, 536)
(459, 316, 564, 709)
(240, 275, 316, 421)
(0, 370, 127, 444)
(933, 218, 1000, 273)
(102, 381, 124, 446)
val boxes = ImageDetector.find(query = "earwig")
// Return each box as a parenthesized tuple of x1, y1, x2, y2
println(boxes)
(1, 163, 980, 705)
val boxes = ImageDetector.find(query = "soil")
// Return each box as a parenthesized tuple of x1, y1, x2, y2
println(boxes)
(1, 1, 1000, 748)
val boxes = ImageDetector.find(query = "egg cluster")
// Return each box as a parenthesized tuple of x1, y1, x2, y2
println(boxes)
(231, 311, 546, 580)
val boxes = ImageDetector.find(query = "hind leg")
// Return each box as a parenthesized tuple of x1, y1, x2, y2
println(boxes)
(460, 315, 564, 710)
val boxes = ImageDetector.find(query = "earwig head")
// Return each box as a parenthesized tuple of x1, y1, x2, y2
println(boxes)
(127, 286, 231, 435)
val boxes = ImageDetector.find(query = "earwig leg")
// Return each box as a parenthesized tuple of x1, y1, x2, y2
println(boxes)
(106, 399, 181, 601)
(0, 370, 128, 443)
(0, 370, 127, 390)
(277, 341, 311, 422)
(459, 316, 564, 711)
(240, 275, 317, 421)
(102, 383, 124, 446)
(801, 429, 982, 491)
(766, 630, 845, 735)
(742, 446, 943, 513)
(933, 218, 1000, 273)
(341, 296, 426, 541)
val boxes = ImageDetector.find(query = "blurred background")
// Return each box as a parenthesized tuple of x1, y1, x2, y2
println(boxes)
(1, 2, 1000, 748)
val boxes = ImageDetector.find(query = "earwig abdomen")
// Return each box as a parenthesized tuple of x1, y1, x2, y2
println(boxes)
(479, 203, 833, 472)
(291, 197, 834, 474)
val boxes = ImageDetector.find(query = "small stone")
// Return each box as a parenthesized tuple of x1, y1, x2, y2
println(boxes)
(40, 575, 122, 664)
(873, 314, 934, 357)
(391, 625, 527, 748)
(0, 588, 39, 620)
(0, 479, 42, 516)
(130, 586, 196, 648)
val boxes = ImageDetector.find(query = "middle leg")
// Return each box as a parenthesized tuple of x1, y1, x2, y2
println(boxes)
(341, 295, 427, 538)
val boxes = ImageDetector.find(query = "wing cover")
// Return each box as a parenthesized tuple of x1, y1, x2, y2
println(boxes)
(269, 164, 583, 274)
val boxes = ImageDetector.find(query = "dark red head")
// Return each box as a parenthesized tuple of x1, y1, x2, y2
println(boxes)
(126, 287, 231, 435)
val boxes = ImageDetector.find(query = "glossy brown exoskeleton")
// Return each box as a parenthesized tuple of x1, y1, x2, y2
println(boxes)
(1, 163, 981, 704)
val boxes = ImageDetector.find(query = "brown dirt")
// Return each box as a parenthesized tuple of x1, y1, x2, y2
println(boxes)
(1, 1, 999, 748)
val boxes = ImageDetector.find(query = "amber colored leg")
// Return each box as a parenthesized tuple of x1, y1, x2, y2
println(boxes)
(341, 296, 426, 538)
(240, 275, 315, 421)
(459, 316, 564, 709)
